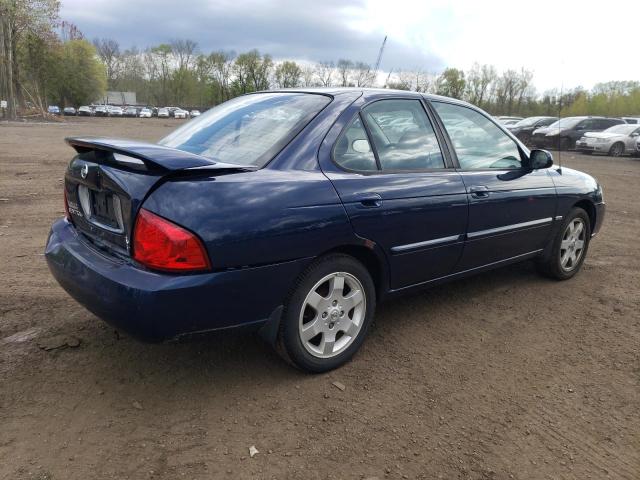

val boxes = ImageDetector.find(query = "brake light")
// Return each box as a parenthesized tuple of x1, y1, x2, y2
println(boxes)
(133, 208, 211, 272)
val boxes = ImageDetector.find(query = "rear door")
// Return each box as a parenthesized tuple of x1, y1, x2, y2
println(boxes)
(319, 96, 468, 289)
(429, 100, 558, 271)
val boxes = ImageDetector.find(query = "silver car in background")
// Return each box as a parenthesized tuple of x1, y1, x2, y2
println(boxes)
(575, 124, 640, 156)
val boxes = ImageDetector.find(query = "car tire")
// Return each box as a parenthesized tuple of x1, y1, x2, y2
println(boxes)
(276, 254, 376, 373)
(536, 207, 591, 280)
(609, 142, 624, 157)
(559, 137, 571, 151)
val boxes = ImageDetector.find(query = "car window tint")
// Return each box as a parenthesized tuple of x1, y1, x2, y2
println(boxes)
(333, 115, 378, 171)
(361, 100, 445, 170)
(432, 102, 522, 169)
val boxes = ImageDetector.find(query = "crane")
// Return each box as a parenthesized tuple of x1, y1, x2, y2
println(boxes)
(370, 36, 387, 87)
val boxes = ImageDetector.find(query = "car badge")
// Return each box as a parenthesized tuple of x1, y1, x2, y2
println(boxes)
(81, 164, 88, 179)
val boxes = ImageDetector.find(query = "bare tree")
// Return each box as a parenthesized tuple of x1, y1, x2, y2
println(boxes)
(170, 38, 197, 71)
(209, 50, 234, 102)
(315, 61, 334, 87)
(336, 59, 353, 87)
(93, 38, 120, 89)
(301, 64, 316, 87)
(352, 61, 371, 87)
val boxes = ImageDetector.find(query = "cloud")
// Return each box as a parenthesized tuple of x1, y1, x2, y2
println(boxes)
(60, 0, 444, 72)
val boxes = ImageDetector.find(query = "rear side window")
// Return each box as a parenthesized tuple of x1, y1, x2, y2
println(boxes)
(432, 101, 522, 169)
(333, 116, 378, 171)
(361, 100, 445, 170)
(160, 93, 331, 167)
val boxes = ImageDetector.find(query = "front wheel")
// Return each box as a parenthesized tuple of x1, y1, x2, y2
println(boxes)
(609, 142, 624, 157)
(536, 207, 591, 280)
(277, 254, 376, 373)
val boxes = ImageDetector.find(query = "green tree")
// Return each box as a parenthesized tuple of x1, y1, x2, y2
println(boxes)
(435, 68, 466, 99)
(274, 60, 301, 88)
(52, 39, 106, 106)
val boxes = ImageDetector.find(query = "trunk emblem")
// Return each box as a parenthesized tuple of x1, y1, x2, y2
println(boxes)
(81, 164, 89, 179)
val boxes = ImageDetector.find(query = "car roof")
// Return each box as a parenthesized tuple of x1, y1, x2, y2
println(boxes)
(266, 87, 478, 109)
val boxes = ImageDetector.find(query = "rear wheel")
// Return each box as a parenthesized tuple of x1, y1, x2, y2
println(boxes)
(536, 207, 591, 280)
(559, 137, 572, 150)
(277, 254, 376, 373)
(609, 142, 624, 157)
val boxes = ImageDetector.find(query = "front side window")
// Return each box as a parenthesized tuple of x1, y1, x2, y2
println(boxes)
(361, 100, 445, 170)
(160, 92, 331, 167)
(432, 102, 522, 169)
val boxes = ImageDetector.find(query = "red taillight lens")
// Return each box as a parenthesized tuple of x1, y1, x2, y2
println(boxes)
(132, 208, 211, 272)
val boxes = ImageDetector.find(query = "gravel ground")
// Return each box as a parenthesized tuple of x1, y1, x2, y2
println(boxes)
(0, 117, 638, 480)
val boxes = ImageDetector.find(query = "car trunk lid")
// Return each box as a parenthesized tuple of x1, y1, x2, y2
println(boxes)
(64, 137, 256, 256)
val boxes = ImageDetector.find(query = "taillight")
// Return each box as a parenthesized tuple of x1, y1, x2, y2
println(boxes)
(133, 208, 211, 272)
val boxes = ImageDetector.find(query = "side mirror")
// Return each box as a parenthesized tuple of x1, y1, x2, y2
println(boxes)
(528, 149, 554, 169)
(352, 139, 371, 154)
(631, 132, 639, 138)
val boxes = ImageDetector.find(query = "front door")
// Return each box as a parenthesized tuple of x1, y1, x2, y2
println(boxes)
(430, 101, 558, 272)
(320, 97, 469, 289)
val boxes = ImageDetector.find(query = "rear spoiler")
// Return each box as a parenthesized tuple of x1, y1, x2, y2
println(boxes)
(65, 137, 258, 172)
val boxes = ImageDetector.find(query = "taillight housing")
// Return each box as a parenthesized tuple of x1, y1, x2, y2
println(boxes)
(132, 208, 211, 272)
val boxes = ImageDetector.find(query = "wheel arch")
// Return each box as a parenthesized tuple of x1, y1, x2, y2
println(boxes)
(573, 199, 596, 230)
(319, 244, 390, 301)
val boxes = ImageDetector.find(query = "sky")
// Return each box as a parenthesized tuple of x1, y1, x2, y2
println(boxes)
(60, 0, 637, 93)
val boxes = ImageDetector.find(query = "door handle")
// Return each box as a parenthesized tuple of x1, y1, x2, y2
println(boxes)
(355, 193, 383, 208)
(469, 185, 490, 199)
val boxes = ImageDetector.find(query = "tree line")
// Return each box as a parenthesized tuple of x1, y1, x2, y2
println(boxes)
(1, 0, 639, 120)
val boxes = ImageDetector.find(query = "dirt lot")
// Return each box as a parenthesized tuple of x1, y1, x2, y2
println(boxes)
(0, 117, 638, 480)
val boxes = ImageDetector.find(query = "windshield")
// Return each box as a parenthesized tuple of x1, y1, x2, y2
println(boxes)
(160, 92, 331, 167)
(546, 117, 585, 130)
(604, 124, 636, 134)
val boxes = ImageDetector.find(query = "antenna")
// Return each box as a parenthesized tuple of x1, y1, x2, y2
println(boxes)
(557, 61, 564, 172)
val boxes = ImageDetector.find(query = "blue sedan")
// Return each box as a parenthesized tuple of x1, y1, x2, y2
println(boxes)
(45, 89, 605, 372)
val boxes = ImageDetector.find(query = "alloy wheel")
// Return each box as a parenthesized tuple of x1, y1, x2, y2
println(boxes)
(298, 272, 366, 358)
(560, 218, 586, 272)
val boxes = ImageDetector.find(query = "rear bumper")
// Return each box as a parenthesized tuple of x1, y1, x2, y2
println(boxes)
(45, 219, 308, 341)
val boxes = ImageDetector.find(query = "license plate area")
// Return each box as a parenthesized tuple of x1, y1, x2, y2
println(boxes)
(77, 184, 124, 232)
(91, 190, 118, 227)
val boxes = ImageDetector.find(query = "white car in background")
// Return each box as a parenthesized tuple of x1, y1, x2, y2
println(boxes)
(139, 108, 152, 118)
(158, 108, 170, 118)
(190, 109, 201, 117)
(575, 124, 640, 156)
(174, 109, 188, 119)
(108, 106, 124, 117)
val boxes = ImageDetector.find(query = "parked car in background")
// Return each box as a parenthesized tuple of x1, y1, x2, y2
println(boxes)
(531, 116, 625, 150)
(575, 124, 640, 156)
(621, 117, 640, 124)
(496, 116, 523, 125)
(46, 89, 605, 372)
(94, 105, 108, 117)
(109, 106, 124, 117)
(77, 106, 92, 117)
(174, 109, 188, 119)
(63, 107, 77, 116)
(139, 108, 152, 118)
(158, 108, 170, 118)
(47, 105, 60, 115)
(124, 106, 138, 117)
(190, 110, 201, 117)
(636, 137, 640, 156)
(508, 116, 558, 145)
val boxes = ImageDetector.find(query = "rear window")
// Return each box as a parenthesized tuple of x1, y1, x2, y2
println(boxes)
(159, 92, 331, 167)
